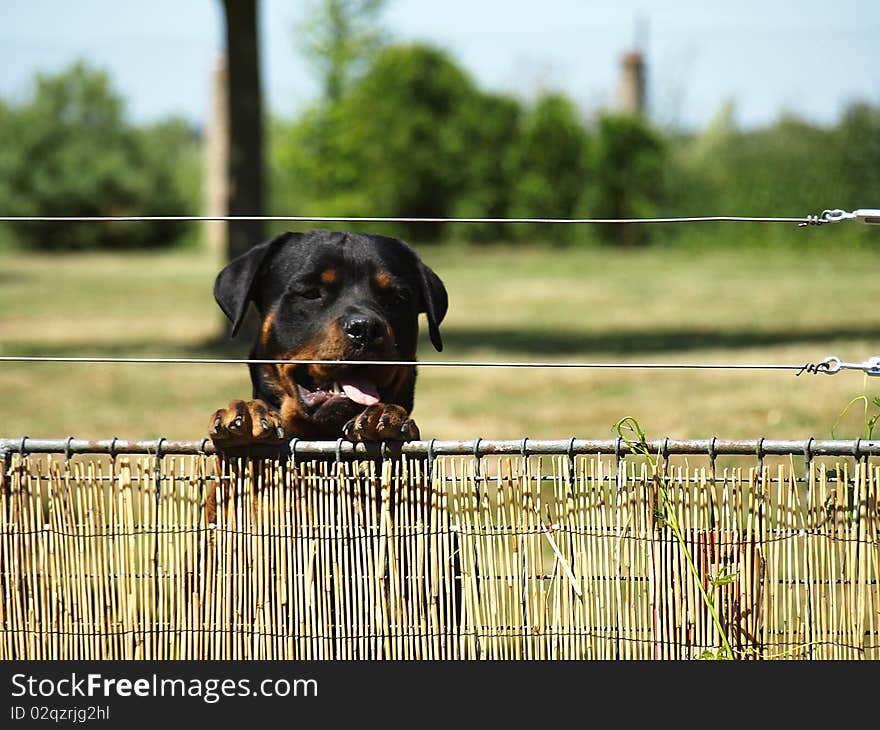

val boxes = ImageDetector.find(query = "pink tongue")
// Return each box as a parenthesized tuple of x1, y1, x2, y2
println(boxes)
(341, 378, 380, 406)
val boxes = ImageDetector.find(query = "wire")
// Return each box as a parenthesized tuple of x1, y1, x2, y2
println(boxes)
(0, 354, 842, 372)
(3, 354, 877, 374)
(0, 213, 825, 225)
(5, 207, 874, 225)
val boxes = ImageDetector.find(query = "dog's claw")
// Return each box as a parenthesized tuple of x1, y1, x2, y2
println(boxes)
(343, 403, 419, 442)
(209, 399, 286, 448)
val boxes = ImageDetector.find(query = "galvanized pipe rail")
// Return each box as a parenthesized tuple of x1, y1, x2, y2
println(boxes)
(1, 436, 879, 460)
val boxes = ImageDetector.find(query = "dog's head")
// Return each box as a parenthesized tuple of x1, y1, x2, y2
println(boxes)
(214, 229, 447, 435)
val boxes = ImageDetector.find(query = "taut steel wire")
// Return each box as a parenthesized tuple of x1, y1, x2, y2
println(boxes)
(0, 354, 877, 375)
(1, 207, 878, 226)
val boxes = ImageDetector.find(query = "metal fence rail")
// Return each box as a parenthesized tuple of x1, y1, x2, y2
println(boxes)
(2, 436, 879, 459)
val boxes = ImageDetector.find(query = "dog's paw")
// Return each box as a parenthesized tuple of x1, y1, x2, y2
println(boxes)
(342, 403, 420, 442)
(209, 399, 286, 448)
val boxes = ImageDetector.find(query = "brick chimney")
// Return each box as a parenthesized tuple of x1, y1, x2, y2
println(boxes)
(617, 50, 645, 117)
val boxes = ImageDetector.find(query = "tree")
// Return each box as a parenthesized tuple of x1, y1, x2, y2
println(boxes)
(832, 103, 880, 218)
(221, 0, 265, 260)
(449, 92, 521, 242)
(299, 0, 387, 102)
(507, 93, 591, 244)
(343, 44, 477, 239)
(0, 62, 196, 250)
(273, 44, 487, 242)
(668, 103, 850, 248)
(587, 114, 667, 246)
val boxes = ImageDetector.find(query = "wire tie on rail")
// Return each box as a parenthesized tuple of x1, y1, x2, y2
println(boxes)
(154, 438, 166, 503)
(803, 437, 814, 465)
(426, 438, 436, 484)
(109, 436, 118, 460)
(803, 437, 815, 491)
(155, 437, 166, 470)
(520, 437, 530, 460)
(567, 437, 577, 490)
(473, 438, 483, 483)
(64, 436, 74, 463)
(660, 437, 672, 480)
(289, 438, 299, 471)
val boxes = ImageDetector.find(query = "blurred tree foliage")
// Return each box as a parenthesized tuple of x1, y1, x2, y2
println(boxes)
(2, 43, 878, 252)
(666, 100, 880, 248)
(0, 62, 200, 250)
(585, 114, 666, 246)
(269, 5, 880, 249)
(506, 93, 591, 244)
(271, 43, 602, 243)
(298, 0, 387, 102)
(273, 44, 484, 241)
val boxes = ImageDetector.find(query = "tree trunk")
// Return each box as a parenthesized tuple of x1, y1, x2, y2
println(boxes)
(221, 0, 264, 261)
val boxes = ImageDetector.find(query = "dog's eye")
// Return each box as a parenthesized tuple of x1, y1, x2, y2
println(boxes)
(385, 286, 410, 304)
(301, 288, 322, 300)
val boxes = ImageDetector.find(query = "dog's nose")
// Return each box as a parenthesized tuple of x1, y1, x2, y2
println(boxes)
(342, 314, 387, 351)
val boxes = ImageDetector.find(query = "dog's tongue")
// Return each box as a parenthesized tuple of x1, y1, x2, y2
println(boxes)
(341, 377, 380, 406)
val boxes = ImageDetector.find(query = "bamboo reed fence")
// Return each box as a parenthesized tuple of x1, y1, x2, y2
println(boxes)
(1, 445, 878, 660)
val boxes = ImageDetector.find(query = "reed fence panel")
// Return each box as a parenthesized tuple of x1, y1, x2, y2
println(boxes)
(1, 451, 877, 660)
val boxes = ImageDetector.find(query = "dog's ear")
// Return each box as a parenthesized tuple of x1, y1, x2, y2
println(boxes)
(417, 260, 448, 352)
(213, 232, 294, 337)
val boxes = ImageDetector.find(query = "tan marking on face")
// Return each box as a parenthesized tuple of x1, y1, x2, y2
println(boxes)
(375, 270, 393, 289)
(260, 307, 276, 348)
(275, 321, 352, 392)
(321, 268, 338, 286)
(272, 321, 400, 404)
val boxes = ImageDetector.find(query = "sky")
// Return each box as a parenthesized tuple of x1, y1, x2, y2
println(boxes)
(1, 0, 878, 131)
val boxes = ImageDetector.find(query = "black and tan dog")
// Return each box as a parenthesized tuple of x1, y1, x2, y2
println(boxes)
(208, 229, 447, 448)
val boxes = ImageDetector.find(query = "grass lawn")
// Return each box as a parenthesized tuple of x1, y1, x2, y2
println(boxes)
(1, 240, 878, 442)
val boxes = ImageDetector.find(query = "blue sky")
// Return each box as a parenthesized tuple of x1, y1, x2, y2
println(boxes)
(1, 0, 878, 130)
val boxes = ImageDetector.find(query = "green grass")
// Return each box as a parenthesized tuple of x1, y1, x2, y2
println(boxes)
(1, 241, 879, 441)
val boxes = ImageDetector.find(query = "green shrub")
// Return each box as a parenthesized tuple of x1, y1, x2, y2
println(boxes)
(0, 62, 200, 250)
(506, 93, 592, 245)
(585, 114, 667, 246)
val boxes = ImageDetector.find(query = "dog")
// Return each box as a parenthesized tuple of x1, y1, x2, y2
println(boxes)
(208, 229, 447, 448)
